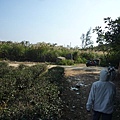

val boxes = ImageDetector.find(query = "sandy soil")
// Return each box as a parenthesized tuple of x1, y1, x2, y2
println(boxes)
(8, 61, 37, 67)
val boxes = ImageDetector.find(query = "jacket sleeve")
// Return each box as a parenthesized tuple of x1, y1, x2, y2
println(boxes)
(86, 83, 95, 111)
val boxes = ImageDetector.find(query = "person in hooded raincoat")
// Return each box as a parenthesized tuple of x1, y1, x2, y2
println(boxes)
(86, 69, 116, 120)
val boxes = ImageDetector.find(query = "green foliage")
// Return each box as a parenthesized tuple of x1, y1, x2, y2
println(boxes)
(0, 62, 11, 78)
(0, 61, 8, 67)
(94, 17, 120, 65)
(80, 52, 95, 60)
(0, 41, 105, 65)
(57, 59, 74, 65)
(105, 51, 120, 67)
(46, 67, 64, 84)
(75, 57, 86, 64)
(0, 64, 64, 120)
(18, 64, 28, 70)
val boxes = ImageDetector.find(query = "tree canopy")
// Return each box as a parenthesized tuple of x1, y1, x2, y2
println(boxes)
(93, 17, 120, 66)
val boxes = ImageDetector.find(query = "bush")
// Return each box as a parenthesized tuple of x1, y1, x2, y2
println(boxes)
(0, 62, 10, 78)
(80, 52, 94, 60)
(46, 67, 64, 84)
(75, 57, 86, 64)
(57, 59, 74, 65)
(0, 64, 63, 120)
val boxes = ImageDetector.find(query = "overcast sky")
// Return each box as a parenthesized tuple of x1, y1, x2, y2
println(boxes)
(0, 0, 120, 47)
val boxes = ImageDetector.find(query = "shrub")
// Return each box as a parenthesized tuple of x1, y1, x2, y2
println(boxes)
(0, 62, 10, 78)
(0, 64, 63, 120)
(18, 64, 27, 70)
(46, 67, 64, 84)
(75, 57, 87, 64)
(57, 59, 74, 65)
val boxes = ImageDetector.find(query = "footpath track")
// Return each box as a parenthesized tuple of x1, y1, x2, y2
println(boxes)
(60, 66, 120, 120)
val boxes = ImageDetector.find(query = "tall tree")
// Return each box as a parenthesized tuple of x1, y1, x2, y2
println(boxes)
(94, 17, 120, 79)
(80, 28, 93, 49)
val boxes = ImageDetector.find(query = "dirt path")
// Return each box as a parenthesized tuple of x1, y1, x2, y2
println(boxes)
(60, 69, 120, 120)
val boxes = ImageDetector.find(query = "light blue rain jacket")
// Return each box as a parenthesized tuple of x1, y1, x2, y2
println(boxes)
(86, 69, 116, 114)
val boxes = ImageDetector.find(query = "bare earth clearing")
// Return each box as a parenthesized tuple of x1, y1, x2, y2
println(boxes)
(60, 68, 100, 120)
(60, 67, 120, 120)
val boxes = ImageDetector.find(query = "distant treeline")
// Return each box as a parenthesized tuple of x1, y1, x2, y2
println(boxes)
(0, 41, 103, 65)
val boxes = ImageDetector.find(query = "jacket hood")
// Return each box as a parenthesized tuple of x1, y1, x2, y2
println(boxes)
(99, 69, 109, 82)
